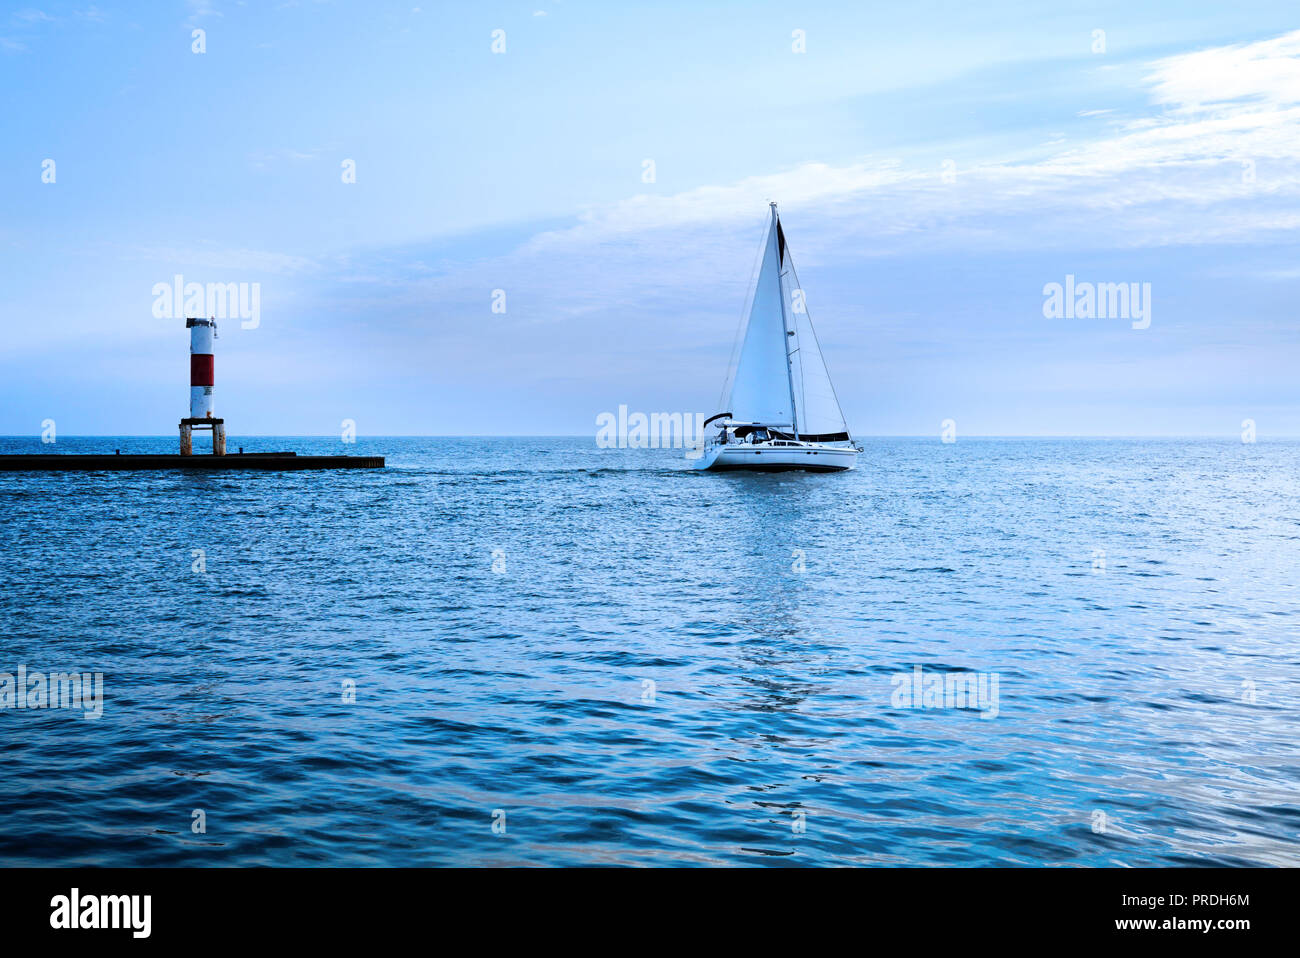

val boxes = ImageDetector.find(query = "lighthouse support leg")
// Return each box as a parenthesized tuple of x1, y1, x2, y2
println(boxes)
(180, 422, 193, 456)
(213, 422, 226, 456)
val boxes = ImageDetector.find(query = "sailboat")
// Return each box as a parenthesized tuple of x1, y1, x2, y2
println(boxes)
(693, 203, 861, 472)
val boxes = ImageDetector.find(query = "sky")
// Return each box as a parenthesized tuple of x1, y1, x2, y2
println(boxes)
(1, 0, 1298, 437)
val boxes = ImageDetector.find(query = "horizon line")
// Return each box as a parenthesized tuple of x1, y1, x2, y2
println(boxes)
(2, 434, 1293, 441)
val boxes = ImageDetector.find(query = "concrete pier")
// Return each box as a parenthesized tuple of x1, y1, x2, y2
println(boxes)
(0, 452, 384, 471)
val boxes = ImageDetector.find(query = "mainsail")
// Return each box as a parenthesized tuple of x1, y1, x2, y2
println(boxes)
(722, 205, 850, 440)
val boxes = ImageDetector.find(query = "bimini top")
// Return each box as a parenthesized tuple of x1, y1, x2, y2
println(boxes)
(708, 415, 849, 444)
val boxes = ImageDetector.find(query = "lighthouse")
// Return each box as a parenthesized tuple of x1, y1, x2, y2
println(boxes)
(179, 317, 226, 455)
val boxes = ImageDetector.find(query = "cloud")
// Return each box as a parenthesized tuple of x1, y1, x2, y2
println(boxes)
(1144, 30, 1300, 113)
(6, 5, 106, 34)
(130, 245, 320, 275)
(524, 161, 916, 249)
(247, 146, 330, 170)
(516, 30, 1300, 260)
(199, 26, 1300, 377)
(186, 0, 221, 24)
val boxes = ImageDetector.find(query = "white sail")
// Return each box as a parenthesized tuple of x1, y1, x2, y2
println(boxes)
(781, 242, 849, 438)
(724, 205, 848, 438)
(726, 210, 794, 428)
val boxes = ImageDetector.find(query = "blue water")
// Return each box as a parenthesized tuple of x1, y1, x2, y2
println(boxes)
(1, 436, 1297, 866)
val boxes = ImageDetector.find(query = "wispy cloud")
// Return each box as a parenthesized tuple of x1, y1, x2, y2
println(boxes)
(6, 5, 106, 34)
(186, 0, 221, 25)
(1145, 29, 1300, 113)
(247, 146, 330, 170)
(130, 245, 320, 275)
(519, 31, 1300, 259)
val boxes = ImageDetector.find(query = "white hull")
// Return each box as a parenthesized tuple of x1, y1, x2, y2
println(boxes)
(692, 441, 859, 472)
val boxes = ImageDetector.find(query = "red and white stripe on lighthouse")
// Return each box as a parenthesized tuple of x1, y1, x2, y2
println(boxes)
(187, 317, 216, 418)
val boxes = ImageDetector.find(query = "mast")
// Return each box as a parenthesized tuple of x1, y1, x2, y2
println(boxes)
(772, 202, 799, 438)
